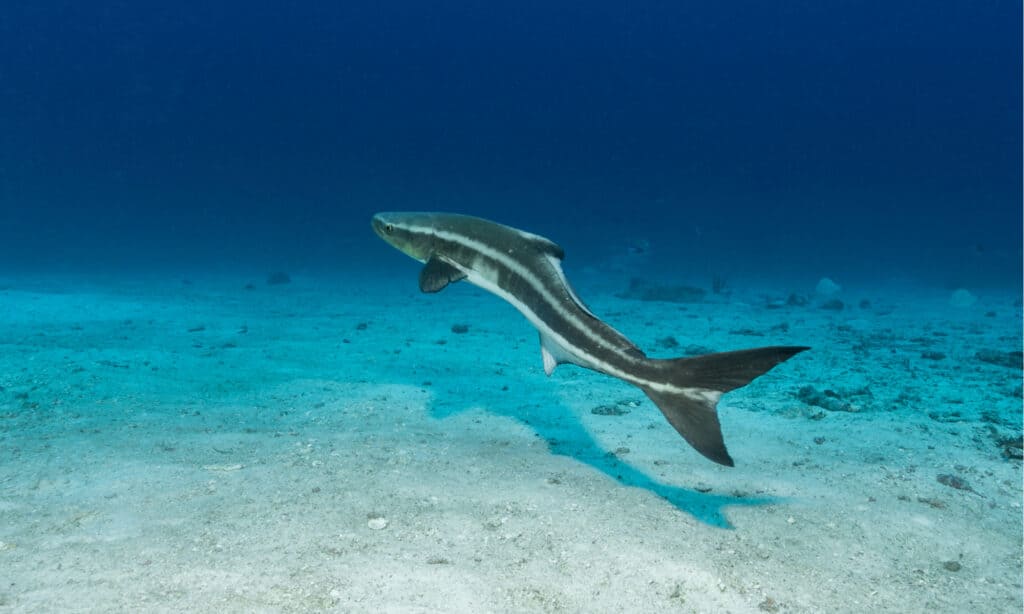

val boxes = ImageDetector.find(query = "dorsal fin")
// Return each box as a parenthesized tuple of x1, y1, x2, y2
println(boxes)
(518, 230, 564, 259)
(544, 254, 598, 319)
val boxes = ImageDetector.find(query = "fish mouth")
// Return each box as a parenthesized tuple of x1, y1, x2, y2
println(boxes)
(370, 213, 387, 239)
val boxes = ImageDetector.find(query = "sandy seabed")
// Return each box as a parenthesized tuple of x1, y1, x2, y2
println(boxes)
(1, 271, 1020, 613)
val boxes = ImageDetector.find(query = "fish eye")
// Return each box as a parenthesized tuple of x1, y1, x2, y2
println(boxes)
(385, 224, 394, 234)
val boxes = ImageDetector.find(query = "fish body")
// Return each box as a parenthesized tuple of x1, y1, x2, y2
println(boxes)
(372, 212, 807, 466)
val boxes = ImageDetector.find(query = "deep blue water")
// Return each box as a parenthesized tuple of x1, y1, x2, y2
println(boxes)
(1, 1, 1020, 287)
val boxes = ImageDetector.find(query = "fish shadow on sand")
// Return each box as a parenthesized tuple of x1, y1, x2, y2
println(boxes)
(428, 386, 779, 529)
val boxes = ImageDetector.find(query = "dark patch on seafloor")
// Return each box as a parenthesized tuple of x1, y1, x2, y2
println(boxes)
(975, 349, 1023, 370)
(617, 278, 707, 303)
(266, 271, 292, 285)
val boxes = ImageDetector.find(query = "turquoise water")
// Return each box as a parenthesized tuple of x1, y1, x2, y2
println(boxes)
(0, 1, 1020, 612)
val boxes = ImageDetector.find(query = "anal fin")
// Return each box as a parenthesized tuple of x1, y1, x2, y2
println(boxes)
(539, 333, 574, 376)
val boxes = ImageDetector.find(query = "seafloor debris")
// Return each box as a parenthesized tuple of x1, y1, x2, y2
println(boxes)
(815, 277, 841, 296)
(917, 497, 946, 509)
(591, 399, 635, 416)
(927, 410, 967, 423)
(985, 425, 1024, 460)
(591, 405, 628, 416)
(617, 278, 706, 303)
(949, 288, 977, 308)
(787, 293, 809, 307)
(683, 344, 715, 356)
(203, 463, 244, 472)
(974, 349, 1023, 370)
(795, 385, 868, 412)
(936, 473, 973, 492)
(367, 512, 388, 530)
(266, 271, 291, 285)
(657, 336, 679, 349)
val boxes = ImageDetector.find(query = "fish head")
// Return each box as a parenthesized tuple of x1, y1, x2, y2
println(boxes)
(371, 211, 437, 262)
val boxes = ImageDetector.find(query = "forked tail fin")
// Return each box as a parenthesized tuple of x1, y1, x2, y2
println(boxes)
(642, 346, 809, 466)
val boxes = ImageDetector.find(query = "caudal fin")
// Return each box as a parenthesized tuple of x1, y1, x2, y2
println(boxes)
(642, 346, 809, 466)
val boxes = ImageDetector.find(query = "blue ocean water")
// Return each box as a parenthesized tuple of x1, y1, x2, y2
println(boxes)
(1, 2, 1022, 612)
(1, 1, 1019, 287)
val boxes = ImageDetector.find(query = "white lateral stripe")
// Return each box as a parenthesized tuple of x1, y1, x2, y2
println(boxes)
(397, 221, 712, 397)
(407, 224, 636, 362)
(463, 255, 703, 396)
(464, 251, 704, 395)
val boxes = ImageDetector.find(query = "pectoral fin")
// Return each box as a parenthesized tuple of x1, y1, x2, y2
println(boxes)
(419, 256, 466, 293)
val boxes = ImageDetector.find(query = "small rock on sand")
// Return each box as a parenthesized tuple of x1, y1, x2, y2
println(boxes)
(949, 288, 977, 308)
(815, 277, 841, 296)
(975, 349, 1023, 370)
